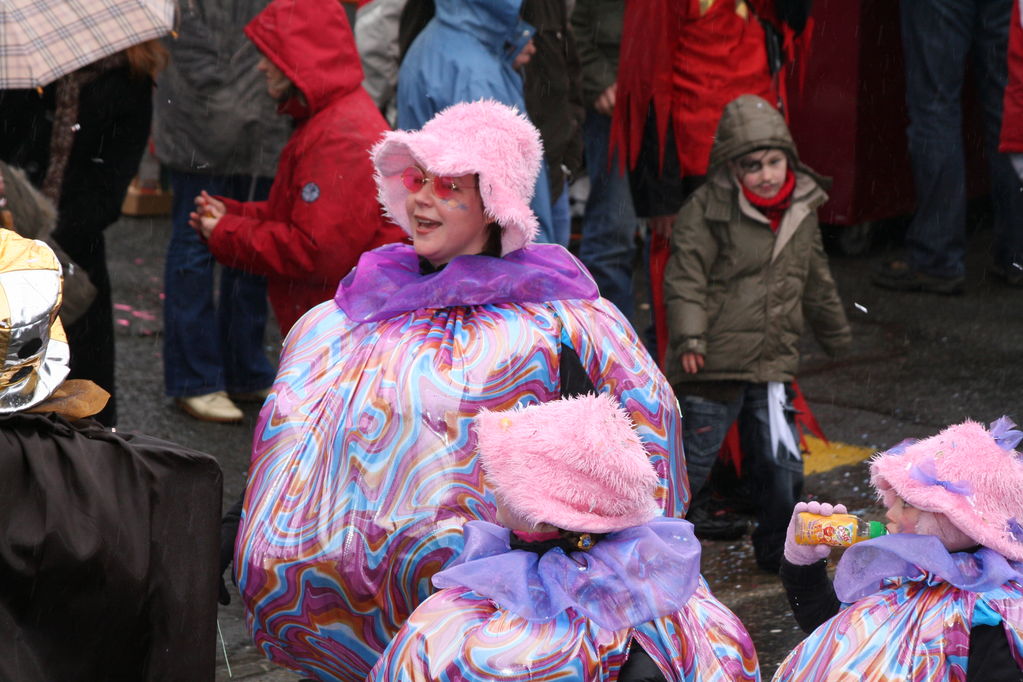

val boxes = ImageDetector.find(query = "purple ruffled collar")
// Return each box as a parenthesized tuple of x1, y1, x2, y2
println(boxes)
(431, 518, 702, 631)
(333, 243, 599, 323)
(834, 533, 1023, 603)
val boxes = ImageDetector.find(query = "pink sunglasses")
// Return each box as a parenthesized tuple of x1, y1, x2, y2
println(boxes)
(401, 166, 478, 200)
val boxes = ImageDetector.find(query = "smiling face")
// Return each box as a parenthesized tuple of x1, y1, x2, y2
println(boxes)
(733, 148, 789, 198)
(403, 167, 489, 266)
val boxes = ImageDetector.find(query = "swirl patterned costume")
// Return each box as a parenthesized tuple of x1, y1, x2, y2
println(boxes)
(234, 243, 687, 680)
(774, 536, 1023, 681)
(368, 520, 760, 681)
(777, 418, 1023, 680)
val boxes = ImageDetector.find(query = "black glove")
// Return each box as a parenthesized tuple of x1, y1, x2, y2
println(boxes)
(218, 494, 245, 606)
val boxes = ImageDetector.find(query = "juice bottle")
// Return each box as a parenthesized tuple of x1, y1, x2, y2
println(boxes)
(794, 512, 888, 547)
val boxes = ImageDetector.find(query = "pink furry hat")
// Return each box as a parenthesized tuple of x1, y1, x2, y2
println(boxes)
(371, 99, 543, 255)
(870, 417, 1023, 561)
(475, 393, 661, 534)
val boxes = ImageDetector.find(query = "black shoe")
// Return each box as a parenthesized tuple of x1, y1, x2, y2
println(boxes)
(987, 263, 1023, 288)
(872, 260, 965, 295)
(686, 505, 750, 541)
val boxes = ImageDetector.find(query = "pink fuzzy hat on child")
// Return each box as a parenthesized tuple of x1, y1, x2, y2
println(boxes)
(371, 99, 543, 256)
(475, 393, 661, 534)
(870, 417, 1023, 561)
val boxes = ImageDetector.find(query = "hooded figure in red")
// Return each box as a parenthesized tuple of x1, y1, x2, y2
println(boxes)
(197, 0, 404, 334)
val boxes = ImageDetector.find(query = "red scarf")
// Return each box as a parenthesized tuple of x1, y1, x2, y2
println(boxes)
(741, 169, 795, 232)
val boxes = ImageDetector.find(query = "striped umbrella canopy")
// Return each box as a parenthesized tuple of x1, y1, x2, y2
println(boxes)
(0, 0, 175, 89)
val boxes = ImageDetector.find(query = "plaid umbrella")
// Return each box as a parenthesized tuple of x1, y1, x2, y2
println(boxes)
(0, 0, 175, 89)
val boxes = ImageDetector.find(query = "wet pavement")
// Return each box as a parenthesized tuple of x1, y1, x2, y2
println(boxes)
(106, 210, 1020, 679)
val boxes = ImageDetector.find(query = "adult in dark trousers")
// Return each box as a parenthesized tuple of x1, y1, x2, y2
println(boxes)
(0, 228, 223, 681)
(0, 41, 165, 427)
(154, 0, 291, 424)
(874, 0, 1023, 293)
(572, 0, 643, 322)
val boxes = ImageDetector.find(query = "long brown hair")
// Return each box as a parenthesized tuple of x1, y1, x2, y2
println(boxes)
(124, 39, 168, 79)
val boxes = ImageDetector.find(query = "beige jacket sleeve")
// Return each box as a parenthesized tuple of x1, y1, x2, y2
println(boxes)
(801, 226, 853, 356)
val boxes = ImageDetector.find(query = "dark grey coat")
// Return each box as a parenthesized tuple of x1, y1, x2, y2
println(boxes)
(152, 0, 290, 176)
(571, 0, 624, 108)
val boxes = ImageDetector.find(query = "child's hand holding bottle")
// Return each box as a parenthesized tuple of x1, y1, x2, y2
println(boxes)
(783, 501, 848, 565)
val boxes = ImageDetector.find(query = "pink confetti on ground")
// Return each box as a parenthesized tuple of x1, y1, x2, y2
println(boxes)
(133, 258, 145, 265)
(116, 319, 130, 327)
(113, 303, 133, 311)
(130, 310, 157, 321)
(159, 293, 165, 300)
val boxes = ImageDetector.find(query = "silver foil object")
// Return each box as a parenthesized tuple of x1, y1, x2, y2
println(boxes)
(0, 231, 69, 413)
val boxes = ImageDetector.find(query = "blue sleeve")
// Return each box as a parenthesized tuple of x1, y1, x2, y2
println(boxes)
(973, 596, 1004, 627)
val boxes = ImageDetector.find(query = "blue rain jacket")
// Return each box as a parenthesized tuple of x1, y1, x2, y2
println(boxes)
(397, 0, 555, 241)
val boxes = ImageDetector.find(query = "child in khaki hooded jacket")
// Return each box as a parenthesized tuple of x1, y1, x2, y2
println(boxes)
(664, 94, 851, 573)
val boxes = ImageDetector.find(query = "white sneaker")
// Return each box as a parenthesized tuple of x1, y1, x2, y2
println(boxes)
(175, 391, 243, 423)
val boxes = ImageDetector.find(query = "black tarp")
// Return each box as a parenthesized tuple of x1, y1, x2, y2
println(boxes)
(0, 412, 222, 681)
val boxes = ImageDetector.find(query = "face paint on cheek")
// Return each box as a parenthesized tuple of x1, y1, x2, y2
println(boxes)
(438, 196, 470, 211)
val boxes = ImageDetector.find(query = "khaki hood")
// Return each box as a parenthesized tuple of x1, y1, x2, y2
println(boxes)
(707, 95, 828, 187)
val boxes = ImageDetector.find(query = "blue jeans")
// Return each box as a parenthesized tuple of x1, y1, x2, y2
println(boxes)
(531, 161, 558, 245)
(163, 171, 277, 397)
(681, 383, 803, 569)
(577, 110, 641, 319)
(901, 0, 1023, 278)
(550, 180, 571, 248)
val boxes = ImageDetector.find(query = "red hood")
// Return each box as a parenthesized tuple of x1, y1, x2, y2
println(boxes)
(245, 0, 364, 117)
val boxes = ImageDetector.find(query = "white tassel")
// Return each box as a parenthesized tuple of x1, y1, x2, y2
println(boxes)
(768, 381, 800, 461)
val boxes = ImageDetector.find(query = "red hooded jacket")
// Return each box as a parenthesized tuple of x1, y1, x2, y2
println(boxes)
(208, 0, 404, 335)
(1000, 0, 1023, 154)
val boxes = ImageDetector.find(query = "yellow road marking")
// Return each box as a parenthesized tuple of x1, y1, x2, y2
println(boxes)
(802, 435, 875, 475)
